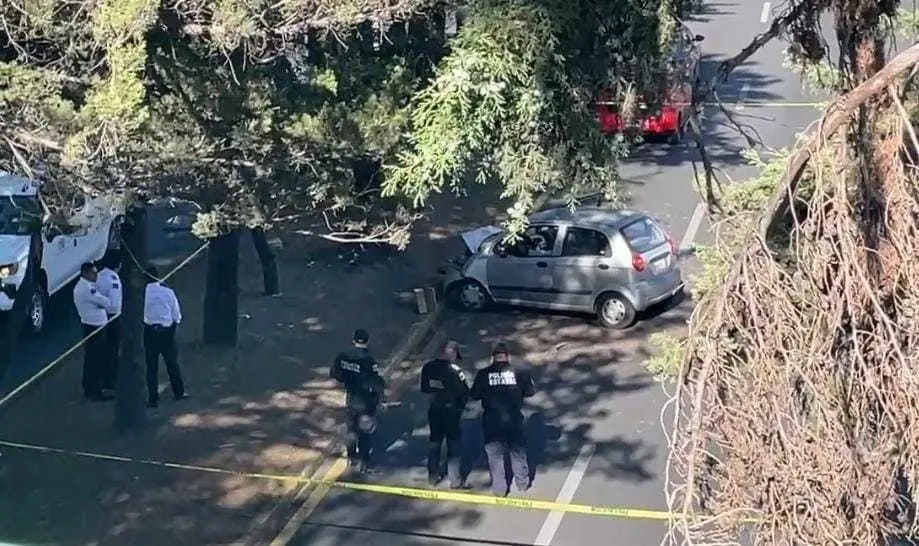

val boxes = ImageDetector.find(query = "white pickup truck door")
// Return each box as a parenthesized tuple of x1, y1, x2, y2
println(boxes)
(41, 229, 77, 294)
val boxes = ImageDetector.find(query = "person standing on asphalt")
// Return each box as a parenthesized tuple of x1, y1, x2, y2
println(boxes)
(420, 340, 471, 488)
(143, 265, 187, 408)
(331, 328, 385, 474)
(73, 262, 112, 402)
(470, 342, 536, 497)
(95, 251, 122, 390)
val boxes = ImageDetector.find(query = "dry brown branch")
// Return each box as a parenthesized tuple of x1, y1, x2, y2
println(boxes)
(688, 0, 828, 209)
(666, 39, 919, 546)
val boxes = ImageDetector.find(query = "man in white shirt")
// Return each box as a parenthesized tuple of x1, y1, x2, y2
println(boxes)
(143, 265, 187, 408)
(73, 262, 112, 402)
(95, 251, 123, 391)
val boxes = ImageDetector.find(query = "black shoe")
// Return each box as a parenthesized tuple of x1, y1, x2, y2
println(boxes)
(428, 473, 444, 486)
(175, 393, 190, 401)
(86, 393, 114, 402)
(449, 481, 472, 490)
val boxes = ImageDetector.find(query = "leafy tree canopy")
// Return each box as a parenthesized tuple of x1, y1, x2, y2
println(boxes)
(0, 0, 679, 243)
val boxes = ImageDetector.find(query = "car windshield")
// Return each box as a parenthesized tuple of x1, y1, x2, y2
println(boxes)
(0, 195, 41, 235)
(620, 217, 666, 253)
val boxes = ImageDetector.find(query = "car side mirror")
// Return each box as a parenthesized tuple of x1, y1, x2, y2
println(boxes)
(495, 244, 508, 258)
(693, 34, 705, 42)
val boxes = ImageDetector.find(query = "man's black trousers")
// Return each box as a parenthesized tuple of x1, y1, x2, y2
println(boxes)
(427, 405, 462, 483)
(144, 324, 185, 406)
(81, 324, 107, 399)
(346, 406, 377, 465)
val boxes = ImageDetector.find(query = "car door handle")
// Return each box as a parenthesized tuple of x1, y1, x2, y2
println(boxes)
(536, 261, 548, 268)
(73, 239, 78, 247)
(597, 264, 609, 270)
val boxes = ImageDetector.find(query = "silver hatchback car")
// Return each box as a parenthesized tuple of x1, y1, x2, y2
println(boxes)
(442, 207, 684, 329)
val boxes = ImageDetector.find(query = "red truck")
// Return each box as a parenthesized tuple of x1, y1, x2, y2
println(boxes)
(597, 28, 704, 144)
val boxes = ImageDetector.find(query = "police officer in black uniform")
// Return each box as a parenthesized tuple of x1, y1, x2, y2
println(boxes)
(331, 329, 385, 474)
(420, 340, 470, 488)
(470, 342, 536, 497)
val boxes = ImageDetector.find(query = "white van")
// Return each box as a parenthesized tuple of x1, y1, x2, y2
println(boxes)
(0, 172, 123, 334)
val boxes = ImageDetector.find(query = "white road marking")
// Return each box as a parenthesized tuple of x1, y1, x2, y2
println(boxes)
(679, 201, 707, 251)
(532, 444, 595, 546)
(760, 2, 772, 23)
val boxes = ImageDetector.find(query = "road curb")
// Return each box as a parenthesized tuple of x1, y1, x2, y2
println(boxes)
(246, 303, 446, 545)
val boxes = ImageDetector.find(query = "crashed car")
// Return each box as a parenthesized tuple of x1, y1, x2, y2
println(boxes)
(596, 27, 704, 143)
(442, 207, 684, 329)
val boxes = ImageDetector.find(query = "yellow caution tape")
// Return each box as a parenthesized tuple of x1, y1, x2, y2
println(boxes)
(0, 438, 692, 522)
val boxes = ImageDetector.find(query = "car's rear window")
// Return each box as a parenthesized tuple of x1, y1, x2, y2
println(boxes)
(620, 217, 667, 253)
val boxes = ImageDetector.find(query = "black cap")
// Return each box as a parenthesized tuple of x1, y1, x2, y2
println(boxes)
(492, 342, 509, 356)
(353, 329, 370, 344)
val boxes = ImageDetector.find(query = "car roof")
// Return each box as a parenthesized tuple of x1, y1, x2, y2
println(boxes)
(528, 206, 646, 232)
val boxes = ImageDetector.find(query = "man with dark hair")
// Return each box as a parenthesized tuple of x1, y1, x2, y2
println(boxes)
(143, 264, 187, 408)
(95, 250, 122, 390)
(331, 328, 385, 474)
(73, 262, 112, 401)
(420, 340, 470, 488)
(470, 341, 536, 496)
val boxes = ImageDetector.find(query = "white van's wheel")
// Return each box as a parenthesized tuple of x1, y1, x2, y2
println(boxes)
(596, 292, 636, 329)
(26, 283, 48, 335)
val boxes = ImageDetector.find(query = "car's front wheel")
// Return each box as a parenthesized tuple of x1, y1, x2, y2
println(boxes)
(596, 292, 636, 329)
(446, 280, 491, 312)
(25, 282, 48, 335)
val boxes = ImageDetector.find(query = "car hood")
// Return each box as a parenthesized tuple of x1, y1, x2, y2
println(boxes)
(0, 235, 29, 264)
(459, 226, 502, 254)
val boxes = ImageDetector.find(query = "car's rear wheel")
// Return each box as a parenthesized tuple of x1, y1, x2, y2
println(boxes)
(25, 282, 48, 335)
(447, 280, 491, 312)
(596, 292, 636, 329)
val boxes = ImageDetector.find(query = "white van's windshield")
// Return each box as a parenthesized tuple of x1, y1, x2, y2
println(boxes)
(0, 195, 41, 236)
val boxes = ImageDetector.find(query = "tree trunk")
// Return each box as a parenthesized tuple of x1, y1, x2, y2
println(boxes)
(251, 227, 280, 296)
(113, 203, 148, 432)
(0, 233, 41, 383)
(203, 230, 240, 345)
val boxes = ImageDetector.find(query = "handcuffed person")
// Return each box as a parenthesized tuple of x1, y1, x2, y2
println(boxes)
(420, 340, 470, 488)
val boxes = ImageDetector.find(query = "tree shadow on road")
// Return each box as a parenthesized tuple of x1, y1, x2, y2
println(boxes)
(287, 293, 692, 543)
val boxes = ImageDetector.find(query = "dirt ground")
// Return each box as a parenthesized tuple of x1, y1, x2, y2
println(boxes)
(0, 190, 504, 546)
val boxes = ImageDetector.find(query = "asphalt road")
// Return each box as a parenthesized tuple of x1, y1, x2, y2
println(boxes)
(286, 2, 826, 545)
(0, 200, 203, 395)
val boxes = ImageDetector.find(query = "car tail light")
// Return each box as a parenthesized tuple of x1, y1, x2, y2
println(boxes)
(631, 254, 646, 272)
